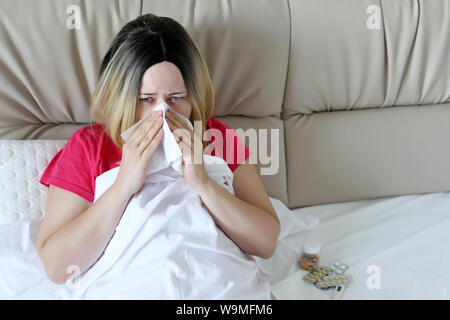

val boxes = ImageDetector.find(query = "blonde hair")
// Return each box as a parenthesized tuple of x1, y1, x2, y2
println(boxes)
(90, 13, 214, 150)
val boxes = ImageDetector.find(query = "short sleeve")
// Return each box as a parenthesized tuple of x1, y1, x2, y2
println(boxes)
(205, 117, 252, 172)
(39, 128, 97, 203)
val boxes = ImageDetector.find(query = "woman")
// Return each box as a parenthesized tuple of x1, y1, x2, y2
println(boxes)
(37, 13, 280, 288)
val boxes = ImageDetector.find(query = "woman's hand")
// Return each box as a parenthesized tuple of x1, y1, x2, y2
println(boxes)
(113, 110, 164, 197)
(166, 108, 211, 190)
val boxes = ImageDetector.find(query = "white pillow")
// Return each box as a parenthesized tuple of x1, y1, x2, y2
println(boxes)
(0, 140, 67, 225)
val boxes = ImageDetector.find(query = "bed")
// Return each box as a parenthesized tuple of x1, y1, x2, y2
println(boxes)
(0, 0, 449, 300)
(266, 192, 450, 299)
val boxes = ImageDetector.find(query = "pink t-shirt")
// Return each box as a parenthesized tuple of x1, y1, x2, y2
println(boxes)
(39, 117, 252, 203)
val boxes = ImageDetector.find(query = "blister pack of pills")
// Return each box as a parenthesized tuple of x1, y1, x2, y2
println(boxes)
(303, 266, 332, 285)
(329, 261, 348, 275)
(302, 260, 350, 300)
(315, 274, 348, 289)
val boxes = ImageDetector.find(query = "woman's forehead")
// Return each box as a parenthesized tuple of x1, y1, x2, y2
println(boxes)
(140, 61, 186, 93)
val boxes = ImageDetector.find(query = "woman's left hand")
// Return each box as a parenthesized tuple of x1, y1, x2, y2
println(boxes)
(166, 108, 211, 190)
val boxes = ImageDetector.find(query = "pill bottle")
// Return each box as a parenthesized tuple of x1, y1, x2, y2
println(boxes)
(299, 240, 321, 271)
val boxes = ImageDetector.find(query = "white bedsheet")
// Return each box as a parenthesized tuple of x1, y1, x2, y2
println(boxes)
(266, 192, 450, 299)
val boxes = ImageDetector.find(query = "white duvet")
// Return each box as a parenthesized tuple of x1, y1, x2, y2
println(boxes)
(71, 155, 271, 299)
(0, 155, 274, 299)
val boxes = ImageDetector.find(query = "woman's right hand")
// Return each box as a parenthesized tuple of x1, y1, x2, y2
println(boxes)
(113, 110, 164, 197)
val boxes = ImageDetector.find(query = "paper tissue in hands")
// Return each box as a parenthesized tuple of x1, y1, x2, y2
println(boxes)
(117, 101, 235, 193)
(120, 101, 193, 183)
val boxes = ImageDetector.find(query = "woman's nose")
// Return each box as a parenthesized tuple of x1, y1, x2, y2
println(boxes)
(154, 97, 170, 106)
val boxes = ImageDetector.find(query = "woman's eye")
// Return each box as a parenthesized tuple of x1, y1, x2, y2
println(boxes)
(140, 96, 183, 103)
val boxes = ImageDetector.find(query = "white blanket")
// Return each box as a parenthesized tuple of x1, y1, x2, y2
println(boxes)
(0, 156, 277, 299)
(71, 155, 271, 299)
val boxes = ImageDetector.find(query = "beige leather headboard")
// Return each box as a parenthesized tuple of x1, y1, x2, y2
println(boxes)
(0, 0, 449, 208)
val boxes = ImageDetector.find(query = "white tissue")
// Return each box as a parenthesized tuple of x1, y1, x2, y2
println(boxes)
(120, 101, 193, 179)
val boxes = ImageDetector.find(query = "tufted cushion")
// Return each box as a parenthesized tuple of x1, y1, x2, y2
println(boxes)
(0, 140, 66, 225)
(283, 0, 450, 207)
